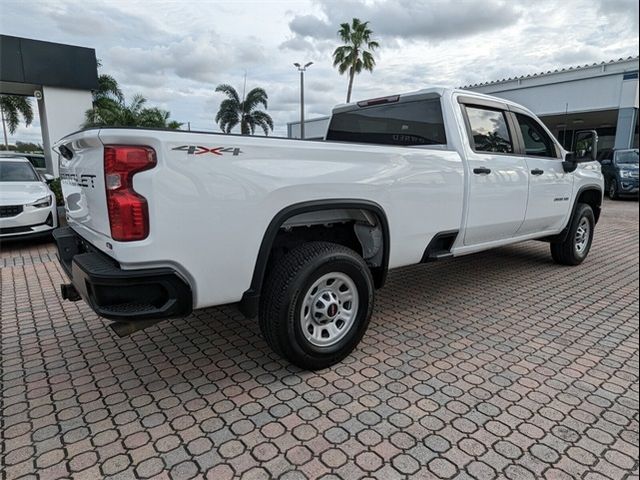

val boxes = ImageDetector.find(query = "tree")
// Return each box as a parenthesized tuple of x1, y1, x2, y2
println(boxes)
(332, 18, 380, 103)
(215, 84, 274, 135)
(0, 95, 34, 148)
(85, 62, 181, 129)
(84, 94, 182, 129)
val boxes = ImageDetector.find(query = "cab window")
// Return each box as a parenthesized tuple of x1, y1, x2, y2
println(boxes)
(515, 113, 558, 158)
(465, 106, 513, 154)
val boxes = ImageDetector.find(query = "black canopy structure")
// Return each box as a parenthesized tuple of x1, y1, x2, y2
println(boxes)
(0, 35, 98, 174)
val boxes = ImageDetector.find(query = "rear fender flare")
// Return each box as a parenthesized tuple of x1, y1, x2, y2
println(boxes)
(239, 199, 390, 318)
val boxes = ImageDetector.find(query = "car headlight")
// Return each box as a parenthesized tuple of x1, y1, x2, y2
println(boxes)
(30, 195, 52, 208)
(620, 170, 632, 178)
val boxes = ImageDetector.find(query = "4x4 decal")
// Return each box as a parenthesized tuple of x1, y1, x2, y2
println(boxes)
(172, 145, 243, 156)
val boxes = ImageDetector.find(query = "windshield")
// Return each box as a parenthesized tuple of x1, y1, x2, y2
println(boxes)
(0, 161, 40, 182)
(616, 150, 639, 165)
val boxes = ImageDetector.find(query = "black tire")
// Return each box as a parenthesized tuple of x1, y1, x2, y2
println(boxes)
(550, 203, 595, 266)
(608, 178, 619, 200)
(259, 241, 374, 370)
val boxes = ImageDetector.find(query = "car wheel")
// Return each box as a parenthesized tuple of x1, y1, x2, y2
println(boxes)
(550, 203, 595, 266)
(608, 179, 619, 200)
(259, 241, 374, 370)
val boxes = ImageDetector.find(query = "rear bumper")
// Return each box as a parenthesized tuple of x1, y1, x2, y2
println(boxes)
(53, 227, 192, 321)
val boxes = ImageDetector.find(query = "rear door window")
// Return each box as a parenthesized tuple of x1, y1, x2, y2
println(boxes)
(326, 99, 447, 146)
(465, 106, 514, 154)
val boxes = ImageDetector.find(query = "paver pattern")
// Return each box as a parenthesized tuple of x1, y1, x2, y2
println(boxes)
(1, 199, 638, 480)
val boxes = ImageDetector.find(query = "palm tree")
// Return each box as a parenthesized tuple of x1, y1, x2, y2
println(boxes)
(84, 61, 181, 130)
(0, 95, 34, 148)
(84, 94, 182, 129)
(332, 18, 380, 103)
(215, 84, 274, 135)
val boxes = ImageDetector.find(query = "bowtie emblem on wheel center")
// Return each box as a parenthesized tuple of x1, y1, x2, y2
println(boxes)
(327, 303, 338, 318)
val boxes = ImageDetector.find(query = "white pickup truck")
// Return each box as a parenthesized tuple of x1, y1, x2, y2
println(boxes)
(53, 87, 603, 369)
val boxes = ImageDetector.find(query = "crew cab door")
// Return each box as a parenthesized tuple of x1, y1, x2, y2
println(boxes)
(460, 102, 529, 245)
(511, 112, 573, 235)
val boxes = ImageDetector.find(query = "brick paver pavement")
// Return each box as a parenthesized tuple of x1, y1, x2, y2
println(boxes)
(1, 199, 638, 479)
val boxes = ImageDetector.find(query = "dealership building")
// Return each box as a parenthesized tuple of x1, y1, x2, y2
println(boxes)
(288, 56, 639, 151)
(0, 35, 97, 176)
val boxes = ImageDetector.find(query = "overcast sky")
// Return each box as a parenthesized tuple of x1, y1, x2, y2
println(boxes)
(1, 0, 638, 143)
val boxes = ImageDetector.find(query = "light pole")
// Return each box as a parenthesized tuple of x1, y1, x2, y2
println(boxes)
(294, 62, 313, 139)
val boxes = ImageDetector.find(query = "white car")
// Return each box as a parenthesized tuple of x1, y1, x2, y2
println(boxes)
(53, 87, 603, 369)
(0, 156, 58, 239)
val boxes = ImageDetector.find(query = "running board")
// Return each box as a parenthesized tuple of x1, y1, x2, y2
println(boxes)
(421, 231, 458, 262)
(429, 251, 454, 261)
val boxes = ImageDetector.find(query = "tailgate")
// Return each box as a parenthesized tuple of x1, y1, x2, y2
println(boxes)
(55, 130, 111, 238)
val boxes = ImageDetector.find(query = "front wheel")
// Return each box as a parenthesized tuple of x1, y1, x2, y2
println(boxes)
(608, 179, 619, 200)
(550, 203, 595, 266)
(259, 241, 374, 370)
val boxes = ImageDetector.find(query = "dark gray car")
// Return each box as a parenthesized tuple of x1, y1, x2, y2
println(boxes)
(599, 148, 639, 199)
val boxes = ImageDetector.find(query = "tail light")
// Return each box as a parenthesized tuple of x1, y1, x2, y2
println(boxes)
(104, 145, 156, 241)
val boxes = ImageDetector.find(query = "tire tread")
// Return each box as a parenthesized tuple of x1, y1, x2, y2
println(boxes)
(550, 203, 594, 266)
(259, 241, 372, 369)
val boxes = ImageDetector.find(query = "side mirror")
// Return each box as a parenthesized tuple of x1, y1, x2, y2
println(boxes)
(600, 159, 612, 166)
(563, 130, 598, 173)
(574, 130, 598, 162)
(563, 154, 578, 173)
(44, 173, 55, 182)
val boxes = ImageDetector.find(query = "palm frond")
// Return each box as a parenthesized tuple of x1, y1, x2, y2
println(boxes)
(215, 84, 241, 104)
(95, 74, 124, 103)
(0, 95, 34, 134)
(250, 111, 274, 136)
(362, 50, 376, 71)
(337, 22, 351, 42)
(244, 88, 268, 111)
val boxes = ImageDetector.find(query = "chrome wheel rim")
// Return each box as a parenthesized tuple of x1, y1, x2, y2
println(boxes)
(575, 217, 590, 255)
(300, 272, 359, 347)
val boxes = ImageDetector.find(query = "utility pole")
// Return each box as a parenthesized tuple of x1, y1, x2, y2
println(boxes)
(1, 104, 8, 149)
(294, 62, 313, 139)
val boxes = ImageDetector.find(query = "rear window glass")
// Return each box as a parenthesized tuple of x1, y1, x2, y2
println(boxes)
(326, 99, 447, 146)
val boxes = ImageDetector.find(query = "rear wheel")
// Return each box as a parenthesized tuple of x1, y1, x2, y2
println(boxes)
(608, 178, 619, 200)
(550, 203, 595, 266)
(259, 241, 374, 370)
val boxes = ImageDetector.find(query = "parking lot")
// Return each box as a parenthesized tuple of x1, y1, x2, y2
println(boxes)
(1, 199, 638, 480)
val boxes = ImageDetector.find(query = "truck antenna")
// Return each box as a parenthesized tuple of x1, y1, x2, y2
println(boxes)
(242, 71, 247, 103)
(562, 102, 569, 149)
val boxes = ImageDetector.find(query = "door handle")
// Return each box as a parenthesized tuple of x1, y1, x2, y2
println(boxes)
(531, 169, 544, 176)
(473, 167, 492, 175)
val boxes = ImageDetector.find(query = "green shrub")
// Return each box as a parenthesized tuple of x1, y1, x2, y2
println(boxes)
(48, 178, 64, 206)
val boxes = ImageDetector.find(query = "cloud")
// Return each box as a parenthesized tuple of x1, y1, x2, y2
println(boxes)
(289, 14, 336, 38)
(1, 0, 638, 143)
(281, 0, 522, 49)
(107, 35, 267, 87)
(597, 0, 640, 29)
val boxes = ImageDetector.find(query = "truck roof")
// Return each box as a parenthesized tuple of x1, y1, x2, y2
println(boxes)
(331, 86, 536, 117)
